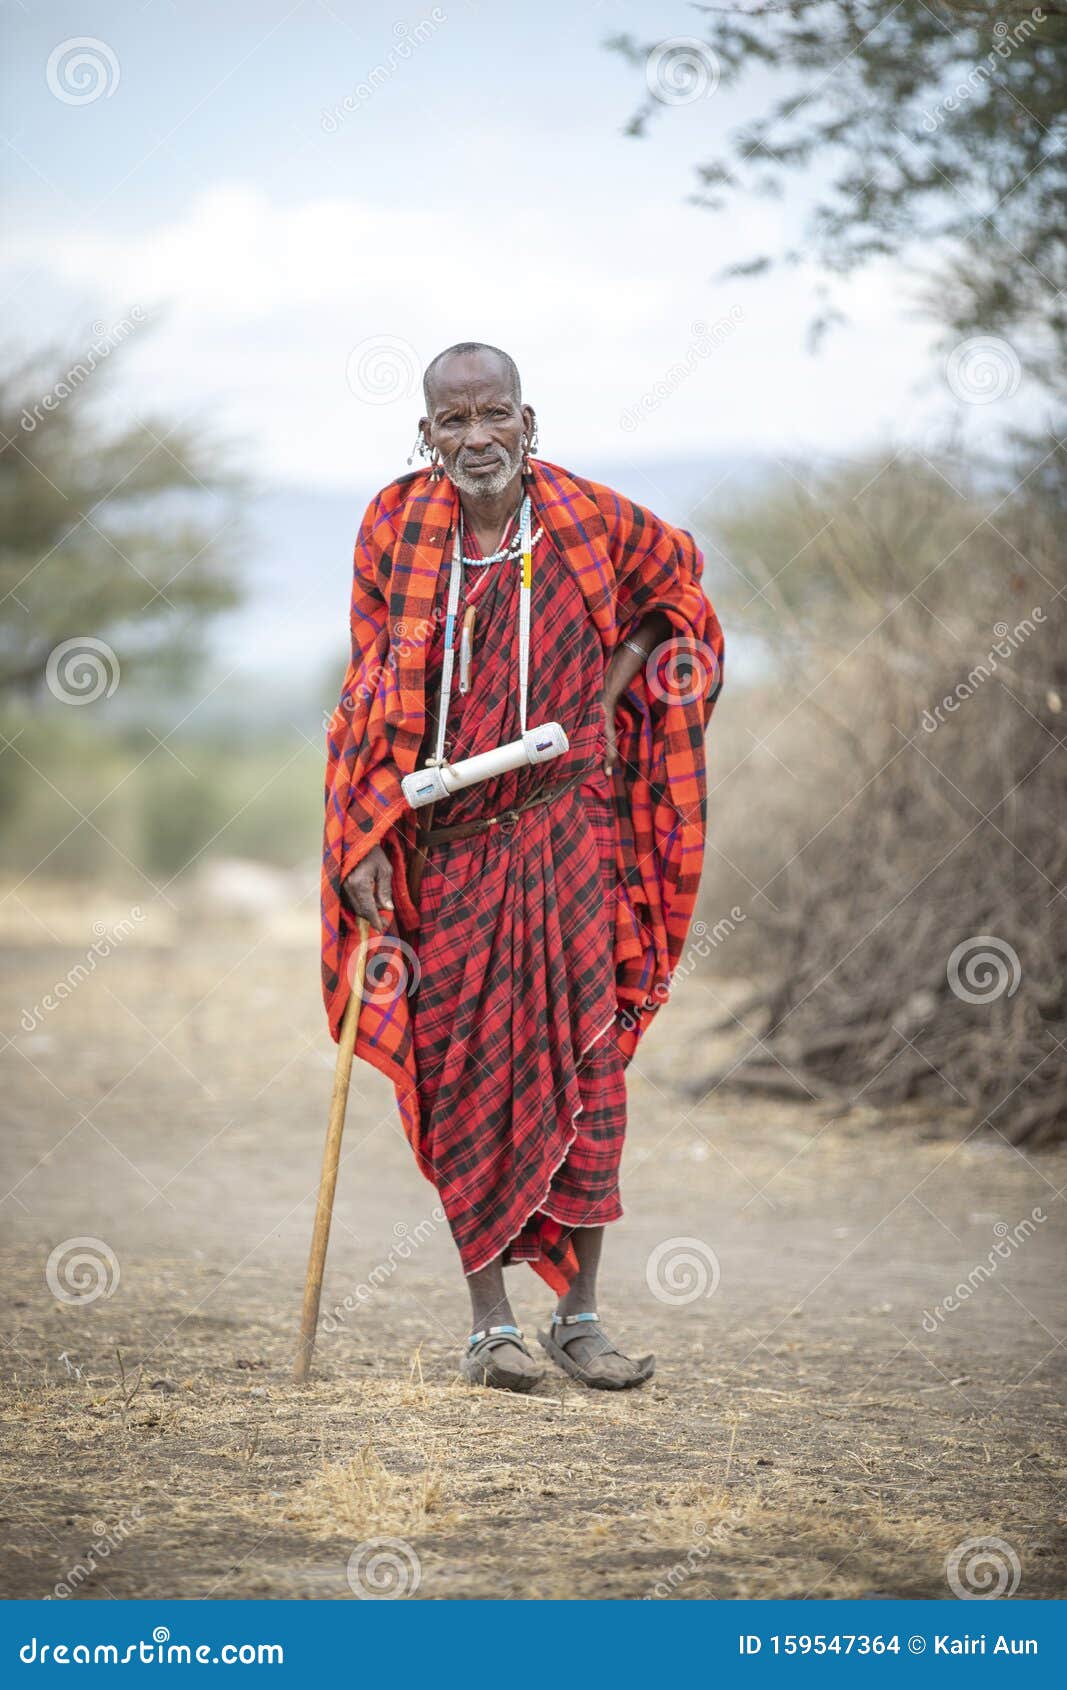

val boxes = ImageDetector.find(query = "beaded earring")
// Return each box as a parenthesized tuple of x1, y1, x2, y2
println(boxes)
(407, 434, 443, 479)
(521, 423, 539, 481)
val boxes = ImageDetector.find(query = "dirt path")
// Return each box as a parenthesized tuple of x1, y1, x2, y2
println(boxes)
(2, 887, 1064, 1601)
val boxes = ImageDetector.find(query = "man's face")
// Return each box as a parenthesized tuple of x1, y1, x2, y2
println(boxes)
(420, 352, 534, 499)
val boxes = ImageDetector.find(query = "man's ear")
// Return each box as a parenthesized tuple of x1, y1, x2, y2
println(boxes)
(522, 404, 536, 439)
(418, 416, 431, 446)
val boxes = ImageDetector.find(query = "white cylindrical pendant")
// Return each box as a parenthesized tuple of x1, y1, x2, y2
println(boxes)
(401, 722, 570, 810)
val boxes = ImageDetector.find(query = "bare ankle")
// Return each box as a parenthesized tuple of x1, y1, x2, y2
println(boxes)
(469, 1300, 517, 1332)
(556, 1283, 598, 1317)
(466, 1257, 517, 1334)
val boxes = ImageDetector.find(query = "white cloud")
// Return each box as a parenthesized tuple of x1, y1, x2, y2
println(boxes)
(4, 183, 1033, 489)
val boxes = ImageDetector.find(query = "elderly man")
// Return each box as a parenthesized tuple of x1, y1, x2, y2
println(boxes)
(322, 342, 723, 1392)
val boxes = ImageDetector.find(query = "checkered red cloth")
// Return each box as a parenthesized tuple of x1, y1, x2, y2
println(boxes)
(321, 459, 724, 1289)
(407, 516, 627, 1288)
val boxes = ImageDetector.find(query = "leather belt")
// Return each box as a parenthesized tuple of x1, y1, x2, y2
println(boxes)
(416, 769, 588, 848)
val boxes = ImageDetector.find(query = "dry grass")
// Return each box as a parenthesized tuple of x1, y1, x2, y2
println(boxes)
(1, 926, 1063, 1600)
(2, 1310, 1064, 1600)
(281, 1441, 450, 1539)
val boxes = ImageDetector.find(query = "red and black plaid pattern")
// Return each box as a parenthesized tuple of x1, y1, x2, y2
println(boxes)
(406, 522, 626, 1289)
(321, 460, 724, 1288)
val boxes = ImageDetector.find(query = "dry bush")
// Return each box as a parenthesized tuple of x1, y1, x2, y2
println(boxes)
(697, 444, 1066, 1144)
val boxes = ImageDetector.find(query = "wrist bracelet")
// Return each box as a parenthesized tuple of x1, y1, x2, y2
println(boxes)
(622, 637, 648, 661)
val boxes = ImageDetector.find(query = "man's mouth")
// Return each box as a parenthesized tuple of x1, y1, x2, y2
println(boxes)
(461, 456, 504, 475)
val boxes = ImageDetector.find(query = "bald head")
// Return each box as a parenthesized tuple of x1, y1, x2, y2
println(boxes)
(423, 342, 521, 409)
(418, 343, 535, 501)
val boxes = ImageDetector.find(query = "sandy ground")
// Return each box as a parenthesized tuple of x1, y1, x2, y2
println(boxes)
(1, 881, 1065, 1602)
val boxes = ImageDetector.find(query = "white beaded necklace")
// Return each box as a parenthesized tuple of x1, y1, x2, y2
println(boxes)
(434, 495, 537, 767)
(462, 505, 543, 566)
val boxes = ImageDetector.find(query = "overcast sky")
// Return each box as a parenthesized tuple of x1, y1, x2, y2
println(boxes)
(2, 0, 1037, 493)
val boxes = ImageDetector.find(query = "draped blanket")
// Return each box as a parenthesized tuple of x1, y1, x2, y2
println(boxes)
(321, 459, 724, 1286)
(408, 517, 627, 1286)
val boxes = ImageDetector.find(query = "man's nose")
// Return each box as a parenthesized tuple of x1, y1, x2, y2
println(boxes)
(462, 421, 494, 452)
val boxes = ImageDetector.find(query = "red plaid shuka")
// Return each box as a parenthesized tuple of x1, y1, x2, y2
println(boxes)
(321, 459, 724, 1292)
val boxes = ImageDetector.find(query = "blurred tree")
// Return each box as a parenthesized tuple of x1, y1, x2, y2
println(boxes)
(0, 340, 245, 701)
(611, 1, 1067, 382)
(704, 450, 1006, 634)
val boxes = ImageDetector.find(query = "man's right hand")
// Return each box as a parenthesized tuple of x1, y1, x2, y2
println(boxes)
(341, 844, 394, 934)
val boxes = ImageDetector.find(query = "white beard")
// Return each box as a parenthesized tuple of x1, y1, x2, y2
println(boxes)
(448, 442, 523, 499)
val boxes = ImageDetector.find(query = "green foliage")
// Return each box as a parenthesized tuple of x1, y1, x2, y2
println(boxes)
(0, 340, 247, 701)
(611, 1, 1067, 381)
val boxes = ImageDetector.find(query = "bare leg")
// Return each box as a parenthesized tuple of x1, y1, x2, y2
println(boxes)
(553, 1225, 646, 1386)
(555, 1225, 604, 1319)
(464, 1254, 542, 1386)
(467, 1255, 516, 1330)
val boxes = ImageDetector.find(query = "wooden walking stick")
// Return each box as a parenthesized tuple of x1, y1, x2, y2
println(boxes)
(293, 917, 370, 1385)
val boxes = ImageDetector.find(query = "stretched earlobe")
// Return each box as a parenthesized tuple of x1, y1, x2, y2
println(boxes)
(407, 433, 442, 478)
(521, 421, 539, 477)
